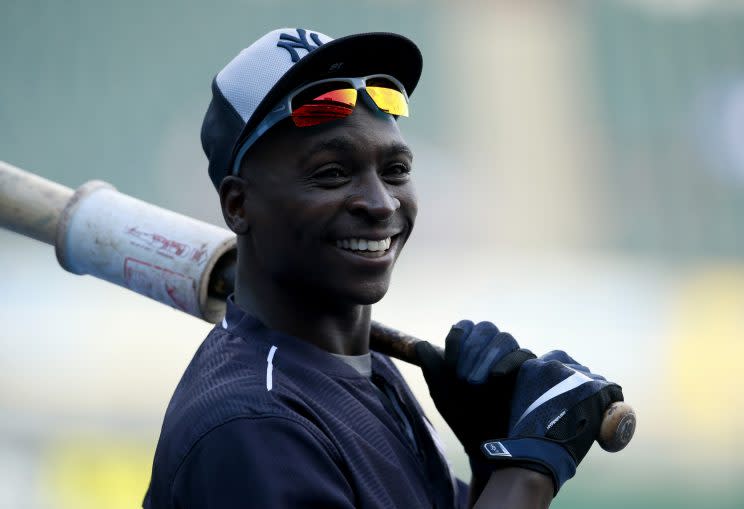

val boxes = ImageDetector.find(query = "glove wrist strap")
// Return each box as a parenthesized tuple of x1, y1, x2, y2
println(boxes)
(480, 438, 577, 494)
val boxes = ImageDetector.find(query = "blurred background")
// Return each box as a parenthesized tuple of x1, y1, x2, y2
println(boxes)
(2, 0, 743, 507)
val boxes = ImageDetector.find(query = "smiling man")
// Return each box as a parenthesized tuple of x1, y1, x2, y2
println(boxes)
(144, 28, 623, 509)
(222, 97, 416, 356)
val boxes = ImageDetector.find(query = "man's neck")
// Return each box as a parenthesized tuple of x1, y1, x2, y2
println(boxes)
(234, 272, 372, 356)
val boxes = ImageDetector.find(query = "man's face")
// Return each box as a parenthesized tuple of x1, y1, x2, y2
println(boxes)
(230, 100, 418, 307)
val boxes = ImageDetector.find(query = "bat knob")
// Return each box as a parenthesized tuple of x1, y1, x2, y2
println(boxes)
(598, 401, 636, 452)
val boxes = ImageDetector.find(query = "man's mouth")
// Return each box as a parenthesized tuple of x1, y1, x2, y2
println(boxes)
(334, 237, 394, 258)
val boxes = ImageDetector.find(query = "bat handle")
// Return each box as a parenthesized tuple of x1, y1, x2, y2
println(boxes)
(369, 320, 636, 453)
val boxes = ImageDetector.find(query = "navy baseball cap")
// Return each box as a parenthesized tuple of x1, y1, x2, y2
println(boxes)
(201, 28, 423, 189)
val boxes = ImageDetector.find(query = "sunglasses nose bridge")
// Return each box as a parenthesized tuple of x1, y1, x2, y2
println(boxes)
(356, 87, 380, 113)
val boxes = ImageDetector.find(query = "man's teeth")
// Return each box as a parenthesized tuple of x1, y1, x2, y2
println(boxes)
(336, 237, 392, 252)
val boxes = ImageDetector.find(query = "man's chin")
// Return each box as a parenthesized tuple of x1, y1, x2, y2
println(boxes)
(342, 279, 391, 306)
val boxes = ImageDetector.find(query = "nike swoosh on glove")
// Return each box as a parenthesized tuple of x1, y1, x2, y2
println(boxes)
(478, 350, 624, 494)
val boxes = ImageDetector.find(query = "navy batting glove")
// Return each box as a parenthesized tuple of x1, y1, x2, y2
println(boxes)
(479, 350, 624, 494)
(416, 320, 535, 457)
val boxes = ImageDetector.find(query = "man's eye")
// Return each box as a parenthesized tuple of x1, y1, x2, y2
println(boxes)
(322, 168, 344, 178)
(383, 164, 411, 180)
(312, 167, 350, 184)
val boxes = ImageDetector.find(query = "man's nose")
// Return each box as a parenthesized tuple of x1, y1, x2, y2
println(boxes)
(345, 173, 400, 221)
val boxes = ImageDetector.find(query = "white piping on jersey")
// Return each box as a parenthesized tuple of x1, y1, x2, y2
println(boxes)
(222, 317, 277, 391)
(513, 369, 593, 429)
(266, 345, 278, 391)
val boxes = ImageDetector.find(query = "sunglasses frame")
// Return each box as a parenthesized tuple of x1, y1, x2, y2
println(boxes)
(231, 74, 409, 175)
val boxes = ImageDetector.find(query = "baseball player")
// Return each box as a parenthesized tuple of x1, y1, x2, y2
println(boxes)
(143, 28, 623, 508)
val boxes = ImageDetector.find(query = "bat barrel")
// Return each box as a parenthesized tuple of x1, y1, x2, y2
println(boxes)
(0, 161, 74, 245)
(55, 180, 237, 323)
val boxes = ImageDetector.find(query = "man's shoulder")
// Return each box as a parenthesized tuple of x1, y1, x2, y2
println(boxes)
(150, 326, 301, 486)
(144, 323, 343, 508)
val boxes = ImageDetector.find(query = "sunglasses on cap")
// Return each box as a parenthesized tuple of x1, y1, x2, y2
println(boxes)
(231, 74, 409, 175)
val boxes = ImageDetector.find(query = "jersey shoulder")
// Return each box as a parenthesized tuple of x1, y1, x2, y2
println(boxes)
(146, 326, 319, 504)
(168, 415, 354, 508)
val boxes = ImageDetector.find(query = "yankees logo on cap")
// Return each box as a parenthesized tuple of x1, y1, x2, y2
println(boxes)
(200, 27, 423, 189)
(277, 28, 325, 62)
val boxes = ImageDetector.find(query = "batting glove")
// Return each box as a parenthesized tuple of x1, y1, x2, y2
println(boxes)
(415, 320, 535, 457)
(479, 350, 624, 494)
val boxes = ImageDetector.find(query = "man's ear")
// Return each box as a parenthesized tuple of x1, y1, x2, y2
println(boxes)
(219, 176, 251, 234)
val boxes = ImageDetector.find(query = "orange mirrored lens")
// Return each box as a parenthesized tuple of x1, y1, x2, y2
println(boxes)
(291, 88, 357, 127)
(366, 86, 409, 117)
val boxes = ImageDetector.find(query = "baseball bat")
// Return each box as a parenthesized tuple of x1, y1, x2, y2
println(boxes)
(0, 161, 636, 452)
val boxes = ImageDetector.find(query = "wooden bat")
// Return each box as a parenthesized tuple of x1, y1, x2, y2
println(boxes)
(0, 160, 636, 452)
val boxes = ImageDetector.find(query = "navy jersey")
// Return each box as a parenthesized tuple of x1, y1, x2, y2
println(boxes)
(144, 299, 468, 508)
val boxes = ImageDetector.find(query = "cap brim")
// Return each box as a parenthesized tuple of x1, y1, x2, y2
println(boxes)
(228, 32, 423, 168)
